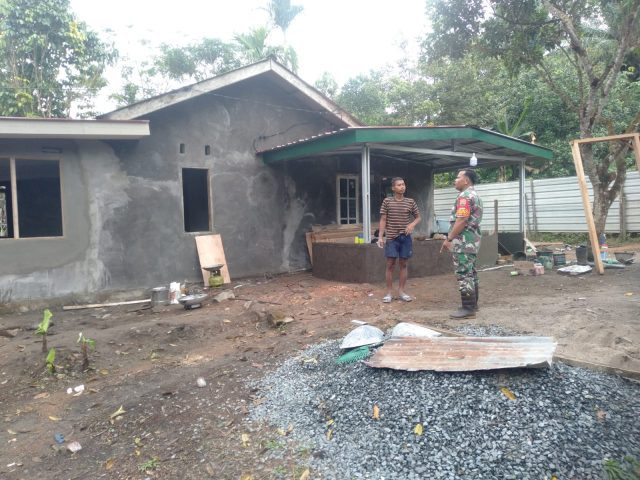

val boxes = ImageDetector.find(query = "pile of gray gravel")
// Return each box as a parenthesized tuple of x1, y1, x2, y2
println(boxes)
(249, 337, 640, 480)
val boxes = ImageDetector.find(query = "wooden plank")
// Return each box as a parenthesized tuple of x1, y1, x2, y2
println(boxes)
(195, 234, 231, 285)
(633, 134, 640, 175)
(9, 157, 18, 238)
(573, 133, 639, 144)
(305, 232, 314, 265)
(63, 299, 150, 311)
(570, 141, 604, 274)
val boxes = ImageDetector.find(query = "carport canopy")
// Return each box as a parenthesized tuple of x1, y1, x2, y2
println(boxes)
(260, 126, 553, 242)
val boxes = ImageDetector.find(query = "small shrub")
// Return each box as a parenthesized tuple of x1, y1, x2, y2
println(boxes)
(45, 348, 56, 374)
(603, 456, 640, 480)
(35, 309, 53, 353)
(138, 458, 158, 472)
(77, 332, 95, 371)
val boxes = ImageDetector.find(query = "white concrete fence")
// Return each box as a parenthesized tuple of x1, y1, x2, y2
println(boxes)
(433, 171, 640, 234)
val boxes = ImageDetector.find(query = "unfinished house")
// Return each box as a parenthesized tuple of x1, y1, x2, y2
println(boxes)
(0, 59, 552, 301)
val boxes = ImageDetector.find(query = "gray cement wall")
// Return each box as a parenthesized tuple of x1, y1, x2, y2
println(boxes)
(0, 139, 129, 301)
(109, 78, 346, 287)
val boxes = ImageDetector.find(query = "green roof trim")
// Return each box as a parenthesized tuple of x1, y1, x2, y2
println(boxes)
(469, 128, 553, 159)
(261, 127, 553, 163)
(262, 129, 358, 163)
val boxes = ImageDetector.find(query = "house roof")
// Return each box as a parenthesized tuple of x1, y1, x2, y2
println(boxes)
(259, 125, 553, 171)
(99, 58, 362, 127)
(0, 117, 150, 140)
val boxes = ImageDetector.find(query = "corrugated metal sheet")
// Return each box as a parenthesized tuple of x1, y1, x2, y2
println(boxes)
(366, 336, 557, 372)
(434, 171, 640, 233)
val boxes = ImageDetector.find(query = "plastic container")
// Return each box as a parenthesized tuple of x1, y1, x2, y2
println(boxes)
(575, 245, 587, 265)
(598, 233, 608, 260)
(552, 253, 566, 266)
(151, 286, 169, 306)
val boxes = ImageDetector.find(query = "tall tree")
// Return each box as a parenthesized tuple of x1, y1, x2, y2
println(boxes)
(336, 72, 390, 125)
(234, 26, 298, 71)
(265, 0, 303, 43)
(425, 0, 640, 234)
(0, 0, 115, 117)
(155, 38, 241, 82)
(314, 72, 339, 98)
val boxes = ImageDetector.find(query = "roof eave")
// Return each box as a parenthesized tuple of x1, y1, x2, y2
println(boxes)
(262, 126, 553, 164)
(0, 118, 150, 140)
(99, 59, 360, 128)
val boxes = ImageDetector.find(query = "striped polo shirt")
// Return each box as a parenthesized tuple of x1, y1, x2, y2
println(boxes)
(380, 196, 419, 240)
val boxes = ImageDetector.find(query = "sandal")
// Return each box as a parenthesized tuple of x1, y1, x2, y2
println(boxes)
(382, 294, 392, 303)
(399, 293, 413, 302)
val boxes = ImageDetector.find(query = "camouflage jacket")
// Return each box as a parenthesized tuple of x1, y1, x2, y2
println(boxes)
(449, 186, 483, 254)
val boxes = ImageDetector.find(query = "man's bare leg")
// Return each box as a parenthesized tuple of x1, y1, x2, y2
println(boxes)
(398, 258, 408, 295)
(385, 258, 397, 300)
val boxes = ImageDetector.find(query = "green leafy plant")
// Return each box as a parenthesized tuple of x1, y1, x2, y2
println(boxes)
(264, 439, 283, 450)
(45, 348, 56, 374)
(35, 309, 53, 353)
(272, 465, 287, 476)
(138, 458, 158, 472)
(77, 332, 95, 371)
(603, 456, 640, 480)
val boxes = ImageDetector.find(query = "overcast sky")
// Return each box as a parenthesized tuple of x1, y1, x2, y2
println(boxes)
(70, 0, 429, 112)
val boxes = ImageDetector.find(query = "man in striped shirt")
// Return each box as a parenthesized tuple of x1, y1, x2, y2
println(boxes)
(378, 177, 421, 303)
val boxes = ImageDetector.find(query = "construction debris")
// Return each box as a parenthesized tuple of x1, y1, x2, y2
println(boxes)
(557, 265, 592, 275)
(340, 325, 384, 349)
(390, 322, 441, 338)
(366, 336, 556, 372)
(62, 299, 150, 311)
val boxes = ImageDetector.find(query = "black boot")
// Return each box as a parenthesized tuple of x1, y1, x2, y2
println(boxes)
(449, 292, 477, 319)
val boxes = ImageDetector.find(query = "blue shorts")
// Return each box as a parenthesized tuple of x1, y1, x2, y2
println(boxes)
(385, 234, 413, 259)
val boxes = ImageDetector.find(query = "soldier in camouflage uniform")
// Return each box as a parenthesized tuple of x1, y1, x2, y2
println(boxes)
(440, 169, 483, 318)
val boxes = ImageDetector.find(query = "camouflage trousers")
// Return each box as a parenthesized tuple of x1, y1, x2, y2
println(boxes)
(452, 251, 478, 295)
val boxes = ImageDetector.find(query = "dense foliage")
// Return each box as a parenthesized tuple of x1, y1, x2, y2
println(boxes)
(0, 0, 115, 117)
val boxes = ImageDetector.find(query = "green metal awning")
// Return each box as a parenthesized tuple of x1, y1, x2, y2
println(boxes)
(260, 125, 552, 244)
(260, 126, 552, 171)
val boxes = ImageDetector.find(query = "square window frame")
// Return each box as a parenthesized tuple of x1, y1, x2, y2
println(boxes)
(335, 174, 360, 225)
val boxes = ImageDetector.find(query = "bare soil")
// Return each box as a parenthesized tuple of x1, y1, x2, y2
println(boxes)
(1, 245, 638, 479)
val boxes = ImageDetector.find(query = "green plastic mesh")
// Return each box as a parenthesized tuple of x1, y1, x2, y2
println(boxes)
(335, 346, 371, 365)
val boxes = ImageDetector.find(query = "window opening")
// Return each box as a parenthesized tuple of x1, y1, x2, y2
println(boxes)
(179, 143, 186, 154)
(182, 168, 210, 232)
(204, 145, 211, 156)
(0, 158, 62, 239)
(0, 159, 10, 238)
(336, 175, 359, 224)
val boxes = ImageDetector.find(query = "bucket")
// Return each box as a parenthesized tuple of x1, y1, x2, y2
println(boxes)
(151, 286, 169, 306)
(537, 251, 553, 270)
(575, 245, 587, 265)
(552, 253, 566, 266)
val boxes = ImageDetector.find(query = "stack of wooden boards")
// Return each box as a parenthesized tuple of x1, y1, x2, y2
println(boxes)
(305, 224, 378, 265)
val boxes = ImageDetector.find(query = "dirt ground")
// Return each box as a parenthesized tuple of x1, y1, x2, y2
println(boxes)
(1, 244, 639, 480)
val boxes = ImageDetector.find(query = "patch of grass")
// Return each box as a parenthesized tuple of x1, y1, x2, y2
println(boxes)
(297, 445, 311, 457)
(528, 232, 588, 245)
(603, 456, 640, 480)
(272, 465, 287, 476)
(138, 458, 158, 472)
(264, 439, 283, 450)
(528, 232, 639, 247)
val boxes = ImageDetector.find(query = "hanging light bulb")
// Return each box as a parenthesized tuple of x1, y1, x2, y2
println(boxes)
(469, 153, 478, 167)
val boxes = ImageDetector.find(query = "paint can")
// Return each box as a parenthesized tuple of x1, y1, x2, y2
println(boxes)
(151, 286, 169, 306)
(552, 253, 566, 266)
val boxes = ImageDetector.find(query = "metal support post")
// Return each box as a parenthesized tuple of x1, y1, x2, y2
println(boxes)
(361, 144, 371, 243)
